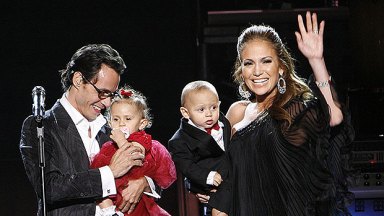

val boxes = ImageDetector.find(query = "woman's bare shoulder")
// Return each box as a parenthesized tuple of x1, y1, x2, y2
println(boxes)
(226, 100, 250, 125)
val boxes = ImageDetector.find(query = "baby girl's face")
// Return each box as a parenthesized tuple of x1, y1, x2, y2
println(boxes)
(109, 101, 145, 135)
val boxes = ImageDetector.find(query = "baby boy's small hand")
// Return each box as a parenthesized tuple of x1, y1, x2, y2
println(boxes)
(213, 172, 223, 186)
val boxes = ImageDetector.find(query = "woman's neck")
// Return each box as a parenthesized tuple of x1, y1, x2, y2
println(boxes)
(254, 89, 277, 112)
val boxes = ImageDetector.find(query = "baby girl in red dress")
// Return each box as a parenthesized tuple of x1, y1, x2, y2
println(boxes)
(91, 86, 176, 216)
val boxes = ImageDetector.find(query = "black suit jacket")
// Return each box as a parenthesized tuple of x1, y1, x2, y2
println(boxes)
(168, 113, 231, 194)
(20, 101, 111, 216)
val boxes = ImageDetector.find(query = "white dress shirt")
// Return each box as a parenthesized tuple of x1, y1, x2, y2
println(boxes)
(60, 93, 116, 198)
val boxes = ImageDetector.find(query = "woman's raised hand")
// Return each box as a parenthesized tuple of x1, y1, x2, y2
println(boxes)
(295, 11, 324, 60)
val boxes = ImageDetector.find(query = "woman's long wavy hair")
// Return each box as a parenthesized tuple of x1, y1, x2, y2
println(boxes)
(233, 25, 313, 125)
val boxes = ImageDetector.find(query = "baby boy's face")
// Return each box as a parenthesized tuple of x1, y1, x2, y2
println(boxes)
(182, 89, 220, 129)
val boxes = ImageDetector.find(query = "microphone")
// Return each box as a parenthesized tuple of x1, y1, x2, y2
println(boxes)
(32, 86, 46, 123)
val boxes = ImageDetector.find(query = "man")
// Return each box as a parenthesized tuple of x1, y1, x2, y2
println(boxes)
(20, 44, 159, 215)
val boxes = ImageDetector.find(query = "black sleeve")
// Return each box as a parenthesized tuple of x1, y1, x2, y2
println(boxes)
(19, 115, 103, 205)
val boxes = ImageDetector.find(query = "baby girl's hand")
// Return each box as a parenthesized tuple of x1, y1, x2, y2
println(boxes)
(111, 129, 128, 148)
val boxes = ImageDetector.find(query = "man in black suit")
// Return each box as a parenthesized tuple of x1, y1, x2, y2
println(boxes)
(168, 81, 231, 215)
(20, 44, 159, 215)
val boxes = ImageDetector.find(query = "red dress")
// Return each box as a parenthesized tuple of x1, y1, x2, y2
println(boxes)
(91, 131, 177, 216)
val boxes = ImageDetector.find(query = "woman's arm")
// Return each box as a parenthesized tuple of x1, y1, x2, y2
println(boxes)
(295, 11, 343, 126)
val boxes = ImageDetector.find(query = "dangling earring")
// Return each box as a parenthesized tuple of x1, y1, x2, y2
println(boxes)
(238, 78, 251, 100)
(277, 74, 286, 94)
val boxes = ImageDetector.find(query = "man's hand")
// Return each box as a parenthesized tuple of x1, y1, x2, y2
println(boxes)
(119, 177, 150, 214)
(109, 144, 144, 178)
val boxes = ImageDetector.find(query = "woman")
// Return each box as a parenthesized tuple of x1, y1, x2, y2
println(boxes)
(210, 11, 354, 216)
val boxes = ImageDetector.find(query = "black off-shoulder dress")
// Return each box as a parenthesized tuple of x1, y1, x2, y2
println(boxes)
(210, 85, 355, 216)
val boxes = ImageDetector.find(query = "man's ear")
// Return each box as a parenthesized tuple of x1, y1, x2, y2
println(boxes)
(139, 119, 149, 130)
(180, 107, 190, 119)
(72, 71, 83, 87)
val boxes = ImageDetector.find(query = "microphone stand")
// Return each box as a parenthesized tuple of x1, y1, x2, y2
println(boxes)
(32, 86, 46, 216)
(36, 119, 47, 216)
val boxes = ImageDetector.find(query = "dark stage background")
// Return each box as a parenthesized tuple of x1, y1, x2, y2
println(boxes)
(1, 0, 383, 215)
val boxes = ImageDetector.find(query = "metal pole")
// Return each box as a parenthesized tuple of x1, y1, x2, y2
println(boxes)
(37, 124, 46, 216)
